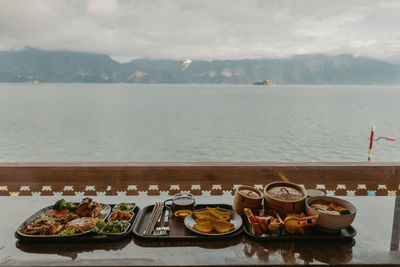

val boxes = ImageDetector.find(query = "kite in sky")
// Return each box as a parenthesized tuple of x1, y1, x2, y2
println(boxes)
(181, 59, 192, 71)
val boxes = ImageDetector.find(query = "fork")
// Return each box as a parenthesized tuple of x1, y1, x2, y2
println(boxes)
(153, 209, 169, 235)
(161, 209, 170, 232)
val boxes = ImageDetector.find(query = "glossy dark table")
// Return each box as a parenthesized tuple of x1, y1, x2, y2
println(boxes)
(1, 195, 399, 266)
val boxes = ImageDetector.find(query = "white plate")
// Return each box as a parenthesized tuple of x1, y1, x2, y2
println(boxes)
(184, 207, 242, 236)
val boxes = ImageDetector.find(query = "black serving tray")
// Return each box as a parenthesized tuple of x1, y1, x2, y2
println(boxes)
(133, 204, 243, 241)
(243, 212, 356, 241)
(15, 204, 140, 242)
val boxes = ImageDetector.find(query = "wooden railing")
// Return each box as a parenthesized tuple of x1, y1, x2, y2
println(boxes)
(1, 162, 400, 196)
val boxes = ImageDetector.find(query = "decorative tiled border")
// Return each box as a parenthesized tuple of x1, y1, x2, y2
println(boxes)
(1, 162, 399, 196)
(0, 183, 398, 196)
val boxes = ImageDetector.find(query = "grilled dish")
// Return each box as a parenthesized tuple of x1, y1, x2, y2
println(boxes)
(65, 217, 99, 232)
(77, 198, 102, 217)
(21, 218, 63, 235)
(19, 198, 108, 237)
(44, 209, 79, 224)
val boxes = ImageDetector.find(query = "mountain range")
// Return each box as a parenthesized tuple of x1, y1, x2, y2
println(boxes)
(0, 48, 399, 84)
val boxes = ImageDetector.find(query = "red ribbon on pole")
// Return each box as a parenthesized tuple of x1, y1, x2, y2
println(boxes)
(373, 137, 397, 142)
(368, 126, 396, 162)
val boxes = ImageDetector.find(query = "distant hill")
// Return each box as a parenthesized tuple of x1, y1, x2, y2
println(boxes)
(0, 48, 399, 84)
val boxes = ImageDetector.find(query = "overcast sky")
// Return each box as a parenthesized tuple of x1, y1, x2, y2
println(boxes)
(0, 0, 399, 63)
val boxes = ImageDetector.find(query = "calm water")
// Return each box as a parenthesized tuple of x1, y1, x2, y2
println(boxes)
(0, 83, 399, 162)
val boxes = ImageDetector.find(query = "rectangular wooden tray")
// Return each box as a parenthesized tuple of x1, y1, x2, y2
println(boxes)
(243, 212, 356, 241)
(15, 204, 140, 242)
(133, 204, 243, 241)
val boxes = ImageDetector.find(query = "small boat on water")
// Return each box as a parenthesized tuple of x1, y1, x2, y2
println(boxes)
(252, 79, 275, 86)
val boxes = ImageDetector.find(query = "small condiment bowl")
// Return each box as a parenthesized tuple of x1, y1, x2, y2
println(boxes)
(305, 196, 357, 233)
(306, 189, 325, 198)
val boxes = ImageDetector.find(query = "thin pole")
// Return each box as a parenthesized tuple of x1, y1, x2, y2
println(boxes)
(368, 126, 375, 162)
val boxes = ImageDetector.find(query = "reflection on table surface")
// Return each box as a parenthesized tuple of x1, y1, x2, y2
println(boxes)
(1, 196, 400, 266)
(133, 237, 242, 249)
(16, 237, 132, 260)
(242, 237, 354, 265)
(16, 236, 354, 265)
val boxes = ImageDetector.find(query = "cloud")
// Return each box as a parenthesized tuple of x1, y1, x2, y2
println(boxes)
(0, 0, 399, 63)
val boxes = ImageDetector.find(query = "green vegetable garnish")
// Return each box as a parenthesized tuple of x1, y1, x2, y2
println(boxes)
(54, 199, 67, 210)
(59, 228, 81, 236)
(102, 221, 129, 233)
(116, 202, 135, 211)
(66, 202, 77, 212)
(53, 199, 77, 211)
(339, 209, 351, 215)
(89, 220, 105, 234)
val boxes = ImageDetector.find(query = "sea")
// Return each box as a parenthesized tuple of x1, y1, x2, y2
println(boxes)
(0, 83, 399, 162)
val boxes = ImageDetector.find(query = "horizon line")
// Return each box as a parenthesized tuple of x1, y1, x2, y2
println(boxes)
(1, 46, 398, 66)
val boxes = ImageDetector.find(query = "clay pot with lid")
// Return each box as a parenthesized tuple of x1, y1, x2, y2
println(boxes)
(263, 181, 307, 216)
(233, 185, 263, 215)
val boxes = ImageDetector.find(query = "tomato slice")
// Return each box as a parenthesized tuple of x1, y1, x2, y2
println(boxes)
(248, 215, 256, 224)
(252, 223, 263, 234)
(45, 209, 70, 217)
(255, 216, 267, 224)
(244, 208, 257, 224)
(260, 223, 268, 233)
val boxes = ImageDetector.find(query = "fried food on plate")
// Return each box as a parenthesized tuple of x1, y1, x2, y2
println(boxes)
(193, 207, 231, 221)
(206, 207, 231, 221)
(209, 219, 235, 233)
(192, 207, 234, 234)
(193, 221, 213, 233)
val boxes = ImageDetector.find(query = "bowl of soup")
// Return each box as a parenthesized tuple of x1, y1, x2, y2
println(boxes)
(305, 196, 356, 232)
(263, 181, 306, 216)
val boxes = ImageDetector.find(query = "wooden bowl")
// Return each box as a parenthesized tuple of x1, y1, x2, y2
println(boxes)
(263, 181, 306, 216)
(233, 185, 263, 215)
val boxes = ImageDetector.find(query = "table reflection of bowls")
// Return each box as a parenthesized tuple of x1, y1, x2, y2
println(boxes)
(305, 196, 357, 233)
